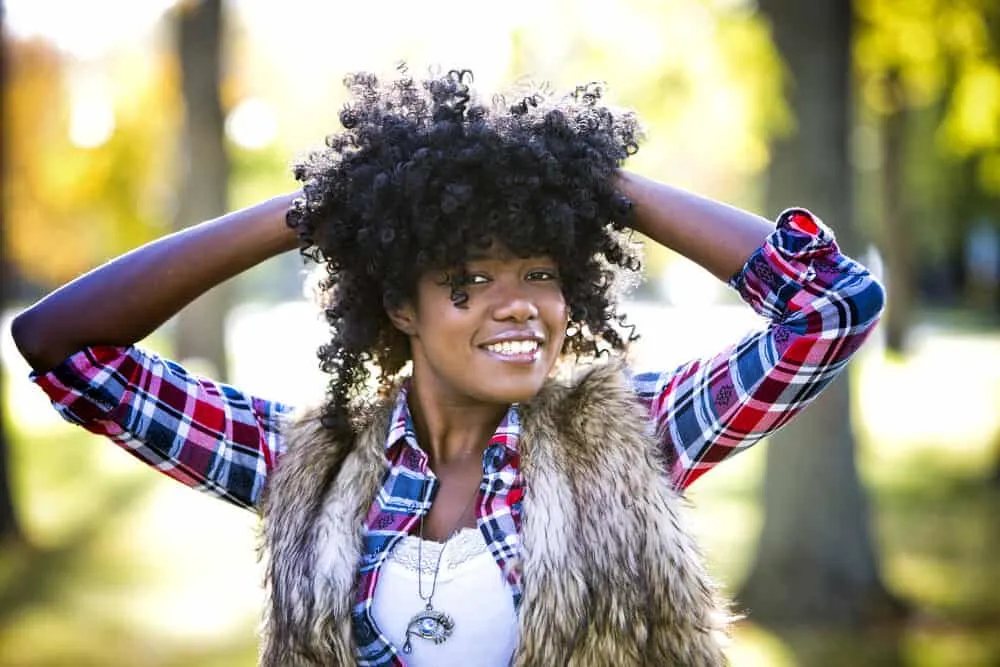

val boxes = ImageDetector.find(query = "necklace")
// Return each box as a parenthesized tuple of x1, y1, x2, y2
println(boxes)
(401, 480, 482, 655)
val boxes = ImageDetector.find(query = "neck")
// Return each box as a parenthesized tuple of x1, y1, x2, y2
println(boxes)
(406, 377, 508, 469)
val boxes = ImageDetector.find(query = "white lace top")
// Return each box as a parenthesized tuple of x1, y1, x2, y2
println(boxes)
(371, 528, 519, 666)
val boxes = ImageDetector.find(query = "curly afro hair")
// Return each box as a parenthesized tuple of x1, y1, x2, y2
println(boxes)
(288, 67, 644, 443)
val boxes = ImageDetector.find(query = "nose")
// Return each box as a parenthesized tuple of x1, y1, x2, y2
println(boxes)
(492, 283, 539, 322)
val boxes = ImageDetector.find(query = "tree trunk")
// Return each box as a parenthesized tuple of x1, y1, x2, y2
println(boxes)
(172, 0, 231, 381)
(737, 0, 902, 630)
(992, 425, 1000, 485)
(0, 352, 22, 547)
(0, 2, 23, 546)
(880, 68, 913, 354)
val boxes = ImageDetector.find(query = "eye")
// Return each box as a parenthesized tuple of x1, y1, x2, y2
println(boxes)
(526, 269, 559, 281)
(439, 271, 489, 288)
(462, 273, 490, 286)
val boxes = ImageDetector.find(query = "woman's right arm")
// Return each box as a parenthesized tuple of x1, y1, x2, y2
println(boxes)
(12, 191, 300, 371)
(12, 192, 304, 510)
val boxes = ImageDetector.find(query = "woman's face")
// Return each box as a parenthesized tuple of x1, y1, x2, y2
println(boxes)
(391, 245, 569, 407)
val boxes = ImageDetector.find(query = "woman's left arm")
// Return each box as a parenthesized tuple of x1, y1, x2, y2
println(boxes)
(617, 171, 886, 490)
(617, 171, 774, 280)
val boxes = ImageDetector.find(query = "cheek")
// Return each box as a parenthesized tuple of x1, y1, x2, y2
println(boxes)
(545, 295, 570, 345)
(553, 290, 569, 321)
(415, 298, 478, 350)
(412, 281, 464, 335)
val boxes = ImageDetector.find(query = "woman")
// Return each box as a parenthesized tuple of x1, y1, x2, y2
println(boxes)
(12, 70, 885, 666)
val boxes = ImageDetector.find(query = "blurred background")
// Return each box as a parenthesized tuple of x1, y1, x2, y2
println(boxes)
(1, 0, 999, 665)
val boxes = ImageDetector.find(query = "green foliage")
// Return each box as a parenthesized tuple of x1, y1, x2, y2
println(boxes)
(508, 0, 787, 280)
(856, 0, 1000, 196)
(4, 39, 182, 288)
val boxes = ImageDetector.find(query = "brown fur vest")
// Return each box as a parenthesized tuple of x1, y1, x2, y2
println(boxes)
(259, 362, 730, 666)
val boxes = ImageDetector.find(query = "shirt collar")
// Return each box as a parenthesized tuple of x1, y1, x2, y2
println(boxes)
(384, 380, 521, 457)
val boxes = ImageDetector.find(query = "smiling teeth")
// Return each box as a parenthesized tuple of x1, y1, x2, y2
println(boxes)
(486, 340, 539, 355)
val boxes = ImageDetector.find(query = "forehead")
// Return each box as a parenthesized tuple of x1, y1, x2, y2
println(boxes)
(465, 241, 555, 263)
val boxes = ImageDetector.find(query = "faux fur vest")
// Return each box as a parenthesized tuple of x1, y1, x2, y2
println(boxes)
(260, 362, 730, 666)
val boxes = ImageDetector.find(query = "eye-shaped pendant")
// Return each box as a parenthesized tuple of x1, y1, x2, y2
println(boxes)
(402, 605, 455, 654)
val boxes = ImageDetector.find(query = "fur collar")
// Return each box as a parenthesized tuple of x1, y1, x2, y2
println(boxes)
(260, 362, 730, 666)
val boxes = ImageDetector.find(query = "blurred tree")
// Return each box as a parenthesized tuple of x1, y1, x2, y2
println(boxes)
(1, 2, 22, 545)
(3, 39, 179, 290)
(994, 436, 1000, 486)
(171, 0, 232, 380)
(855, 0, 1000, 346)
(3, 14, 180, 551)
(737, 0, 904, 634)
(876, 64, 914, 353)
(0, 370, 17, 546)
(507, 0, 791, 286)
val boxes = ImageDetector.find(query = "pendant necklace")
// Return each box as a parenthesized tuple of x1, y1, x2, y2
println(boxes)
(402, 481, 482, 655)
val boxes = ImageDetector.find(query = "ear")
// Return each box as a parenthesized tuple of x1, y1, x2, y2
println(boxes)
(386, 301, 418, 337)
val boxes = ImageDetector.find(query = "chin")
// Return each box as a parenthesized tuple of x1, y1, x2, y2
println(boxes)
(474, 376, 548, 405)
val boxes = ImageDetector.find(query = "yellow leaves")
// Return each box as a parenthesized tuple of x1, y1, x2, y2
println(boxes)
(938, 62, 1000, 156)
(855, 0, 1000, 196)
(715, 16, 791, 143)
(4, 38, 181, 287)
(855, 0, 997, 114)
(937, 4, 992, 59)
(503, 0, 786, 189)
(855, 0, 944, 109)
(856, 0, 941, 68)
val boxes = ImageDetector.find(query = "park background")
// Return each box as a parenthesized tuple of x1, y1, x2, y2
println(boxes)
(1, 0, 999, 665)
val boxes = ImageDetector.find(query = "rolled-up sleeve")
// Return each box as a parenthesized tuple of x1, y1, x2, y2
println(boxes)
(633, 208, 886, 489)
(31, 345, 295, 510)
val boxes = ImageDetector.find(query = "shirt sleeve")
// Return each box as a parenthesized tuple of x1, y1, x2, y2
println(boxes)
(632, 208, 886, 491)
(30, 345, 295, 510)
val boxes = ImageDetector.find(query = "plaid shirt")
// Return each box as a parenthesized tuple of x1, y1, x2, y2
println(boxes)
(31, 208, 884, 665)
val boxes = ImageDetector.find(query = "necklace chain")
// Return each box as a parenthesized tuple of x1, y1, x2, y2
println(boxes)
(402, 472, 485, 654)
(416, 480, 482, 607)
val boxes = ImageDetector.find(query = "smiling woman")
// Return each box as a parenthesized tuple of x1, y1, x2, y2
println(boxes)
(288, 72, 645, 459)
(389, 250, 568, 409)
(10, 67, 885, 667)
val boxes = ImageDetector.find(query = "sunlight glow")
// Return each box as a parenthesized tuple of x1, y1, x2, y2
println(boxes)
(857, 331, 1000, 449)
(69, 96, 116, 148)
(225, 97, 278, 149)
(5, 0, 179, 58)
(660, 259, 727, 307)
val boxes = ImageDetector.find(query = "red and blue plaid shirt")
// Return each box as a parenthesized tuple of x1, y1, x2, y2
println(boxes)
(31, 209, 885, 665)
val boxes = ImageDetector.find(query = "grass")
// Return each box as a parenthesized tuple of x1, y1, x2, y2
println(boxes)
(0, 426, 263, 667)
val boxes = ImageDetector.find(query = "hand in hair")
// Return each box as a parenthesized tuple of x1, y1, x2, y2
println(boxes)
(288, 68, 645, 443)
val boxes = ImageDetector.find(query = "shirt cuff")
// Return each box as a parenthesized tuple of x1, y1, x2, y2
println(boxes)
(728, 208, 840, 320)
(30, 345, 136, 427)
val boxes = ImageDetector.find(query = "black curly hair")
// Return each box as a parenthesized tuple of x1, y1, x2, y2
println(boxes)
(287, 67, 644, 443)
